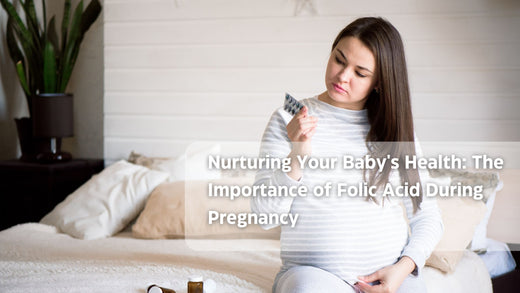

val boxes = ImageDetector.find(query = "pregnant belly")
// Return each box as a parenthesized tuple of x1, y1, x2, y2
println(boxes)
(281, 196, 408, 276)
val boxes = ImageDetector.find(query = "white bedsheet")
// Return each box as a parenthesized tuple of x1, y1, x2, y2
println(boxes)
(0, 223, 491, 293)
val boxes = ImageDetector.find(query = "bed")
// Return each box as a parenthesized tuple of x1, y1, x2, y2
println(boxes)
(0, 223, 491, 293)
(0, 151, 514, 293)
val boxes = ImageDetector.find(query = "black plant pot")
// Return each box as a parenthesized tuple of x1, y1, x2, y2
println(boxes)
(14, 117, 50, 162)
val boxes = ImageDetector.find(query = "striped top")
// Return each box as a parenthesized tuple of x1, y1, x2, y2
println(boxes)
(251, 96, 443, 285)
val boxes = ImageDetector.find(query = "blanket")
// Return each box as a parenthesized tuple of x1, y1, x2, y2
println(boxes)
(0, 223, 492, 293)
(0, 223, 280, 292)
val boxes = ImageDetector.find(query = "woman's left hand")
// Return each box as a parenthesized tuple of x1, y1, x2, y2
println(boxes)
(355, 256, 416, 293)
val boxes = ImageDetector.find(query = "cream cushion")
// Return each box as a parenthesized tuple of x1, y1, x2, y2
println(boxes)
(132, 178, 280, 239)
(424, 169, 500, 273)
(426, 195, 487, 273)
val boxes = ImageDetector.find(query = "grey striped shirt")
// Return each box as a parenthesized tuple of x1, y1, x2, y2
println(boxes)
(251, 96, 443, 284)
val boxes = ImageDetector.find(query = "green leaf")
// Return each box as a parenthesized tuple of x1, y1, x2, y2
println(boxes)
(61, 0, 71, 54)
(22, 0, 42, 53)
(48, 16, 60, 56)
(59, 0, 83, 92)
(43, 40, 57, 93)
(0, 1, 32, 48)
(16, 61, 30, 97)
(23, 0, 39, 32)
(5, 16, 25, 69)
(2, 0, 41, 100)
(42, 0, 47, 33)
(80, 0, 101, 35)
(68, 1, 83, 46)
(6, 16, 31, 103)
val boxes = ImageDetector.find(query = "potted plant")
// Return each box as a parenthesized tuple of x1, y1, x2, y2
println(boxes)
(1, 0, 101, 162)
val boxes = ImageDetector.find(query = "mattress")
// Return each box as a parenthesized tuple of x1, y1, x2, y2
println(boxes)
(0, 223, 492, 293)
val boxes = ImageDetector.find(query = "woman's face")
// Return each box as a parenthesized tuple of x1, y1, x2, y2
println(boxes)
(320, 36, 377, 110)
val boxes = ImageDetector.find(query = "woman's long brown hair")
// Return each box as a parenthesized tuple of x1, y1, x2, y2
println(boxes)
(332, 17, 422, 212)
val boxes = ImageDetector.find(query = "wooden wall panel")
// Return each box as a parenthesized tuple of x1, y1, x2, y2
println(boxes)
(104, 0, 520, 161)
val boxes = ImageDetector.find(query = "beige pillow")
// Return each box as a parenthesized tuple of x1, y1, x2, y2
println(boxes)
(132, 177, 280, 239)
(424, 170, 490, 273)
(425, 196, 486, 273)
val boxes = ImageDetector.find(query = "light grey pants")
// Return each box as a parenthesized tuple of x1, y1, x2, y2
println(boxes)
(273, 266, 427, 293)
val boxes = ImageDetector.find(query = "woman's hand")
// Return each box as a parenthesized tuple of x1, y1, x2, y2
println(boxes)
(285, 106, 317, 180)
(355, 256, 416, 293)
(286, 106, 318, 156)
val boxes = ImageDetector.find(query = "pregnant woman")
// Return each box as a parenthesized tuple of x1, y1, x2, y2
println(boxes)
(252, 17, 443, 293)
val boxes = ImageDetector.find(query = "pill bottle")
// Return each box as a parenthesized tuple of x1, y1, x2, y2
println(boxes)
(147, 284, 176, 293)
(187, 275, 203, 293)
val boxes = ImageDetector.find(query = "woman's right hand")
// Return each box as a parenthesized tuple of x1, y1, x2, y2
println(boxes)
(286, 106, 317, 180)
(286, 106, 318, 156)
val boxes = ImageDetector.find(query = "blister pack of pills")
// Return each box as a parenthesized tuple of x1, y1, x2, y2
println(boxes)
(283, 93, 304, 116)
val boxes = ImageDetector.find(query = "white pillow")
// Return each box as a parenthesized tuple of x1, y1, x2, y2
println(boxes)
(40, 160, 169, 239)
(478, 238, 517, 278)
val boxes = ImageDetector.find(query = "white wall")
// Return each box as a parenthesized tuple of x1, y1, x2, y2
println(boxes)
(3, 0, 519, 162)
(103, 0, 520, 163)
(0, 0, 103, 160)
